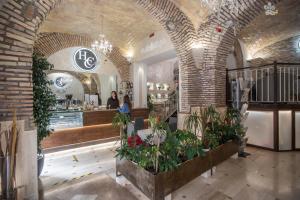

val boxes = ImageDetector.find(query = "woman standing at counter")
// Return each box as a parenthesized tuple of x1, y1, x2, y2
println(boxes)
(118, 95, 132, 116)
(107, 91, 119, 109)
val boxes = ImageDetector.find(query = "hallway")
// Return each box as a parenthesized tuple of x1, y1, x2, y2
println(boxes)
(40, 145, 300, 200)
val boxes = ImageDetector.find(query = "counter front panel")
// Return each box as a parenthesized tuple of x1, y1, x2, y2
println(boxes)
(42, 108, 149, 150)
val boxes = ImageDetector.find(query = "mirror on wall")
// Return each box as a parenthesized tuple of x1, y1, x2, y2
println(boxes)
(47, 70, 117, 109)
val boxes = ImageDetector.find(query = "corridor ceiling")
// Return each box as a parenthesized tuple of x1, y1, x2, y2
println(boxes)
(39, 0, 163, 54)
(39, 0, 300, 62)
(39, 0, 210, 55)
(239, 0, 300, 59)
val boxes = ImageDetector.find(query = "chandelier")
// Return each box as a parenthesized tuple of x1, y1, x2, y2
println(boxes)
(91, 15, 113, 55)
(200, 0, 243, 16)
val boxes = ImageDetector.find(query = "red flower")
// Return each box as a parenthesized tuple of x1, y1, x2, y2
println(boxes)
(127, 135, 143, 147)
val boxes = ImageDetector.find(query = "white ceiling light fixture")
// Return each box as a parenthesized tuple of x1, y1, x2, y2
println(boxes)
(200, 0, 245, 16)
(264, 2, 278, 16)
(91, 15, 113, 55)
(125, 49, 134, 63)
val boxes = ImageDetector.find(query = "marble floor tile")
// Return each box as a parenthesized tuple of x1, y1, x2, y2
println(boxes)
(40, 145, 300, 200)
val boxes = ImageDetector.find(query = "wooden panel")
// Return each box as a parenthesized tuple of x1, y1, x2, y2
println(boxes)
(83, 110, 117, 126)
(116, 141, 239, 200)
(131, 108, 149, 120)
(42, 107, 149, 149)
(41, 124, 120, 149)
(83, 108, 149, 126)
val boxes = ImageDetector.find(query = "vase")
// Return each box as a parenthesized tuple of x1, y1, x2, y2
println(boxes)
(1, 156, 12, 199)
(0, 155, 4, 198)
(37, 148, 45, 177)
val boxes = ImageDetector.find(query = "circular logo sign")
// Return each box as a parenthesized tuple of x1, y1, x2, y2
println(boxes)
(55, 77, 66, 88)
(73, 48, 98, 71)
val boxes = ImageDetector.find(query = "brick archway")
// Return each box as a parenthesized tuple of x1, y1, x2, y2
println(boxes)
(0, 0, 199, 128)
(136, 0, 201, 112)
(34, 32, 130, 81)
(195, 0, 280, 107)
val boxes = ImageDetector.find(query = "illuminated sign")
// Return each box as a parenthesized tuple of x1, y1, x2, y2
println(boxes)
(73, 48, 98, 72)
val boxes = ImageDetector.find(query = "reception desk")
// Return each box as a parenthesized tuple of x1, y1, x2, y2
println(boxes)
(41, 108, 149, 150)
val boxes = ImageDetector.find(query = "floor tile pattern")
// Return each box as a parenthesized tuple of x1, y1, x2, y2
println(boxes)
(41, 145, 300, 200)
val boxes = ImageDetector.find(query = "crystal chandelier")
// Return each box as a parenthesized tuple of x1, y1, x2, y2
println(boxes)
(200, 0, 243, 16)
(91, 15, 113, 55)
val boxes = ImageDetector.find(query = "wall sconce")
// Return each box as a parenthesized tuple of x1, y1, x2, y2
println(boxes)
(156, 83, 161, 90)
(125, 50, 134, 63)
(85, 79, 91, 85)
(191, 42, 205, 49)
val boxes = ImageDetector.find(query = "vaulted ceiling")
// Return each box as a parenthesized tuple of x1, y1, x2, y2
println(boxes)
(239, 0, 300, 60)
(169, 0, 210, 28)
(39, 0, 163, 55)
(39, 0, 300, 63)
(38, 0, 214, 57)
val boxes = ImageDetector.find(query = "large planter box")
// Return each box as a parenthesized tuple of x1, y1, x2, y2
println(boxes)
(116, 140, 239, 200)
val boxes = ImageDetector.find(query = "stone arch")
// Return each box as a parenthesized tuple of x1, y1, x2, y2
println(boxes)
(0, 0, 199, 128)
(136, 0, 200, 112)
(195, 0, 280, 107)
(34, 32, 130, 81)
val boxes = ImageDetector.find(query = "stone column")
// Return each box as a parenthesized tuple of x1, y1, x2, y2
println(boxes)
(132, 63, 147, 108)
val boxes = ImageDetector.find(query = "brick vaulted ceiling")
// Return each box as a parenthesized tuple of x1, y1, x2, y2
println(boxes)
(239, 0, 300, 60)
(38, 0, 163, 55)
(38, 0, 212, 55)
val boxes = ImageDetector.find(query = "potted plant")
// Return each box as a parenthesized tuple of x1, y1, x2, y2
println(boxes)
(112, 112, 131, 145)
(198, 106, 222, 150)
(183, 111, 201, 136)
(32, 53, 56, 176)
(115, 112, 239, 200)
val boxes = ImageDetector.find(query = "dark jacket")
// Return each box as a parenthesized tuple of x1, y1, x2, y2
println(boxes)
(106, 97, 119, 109)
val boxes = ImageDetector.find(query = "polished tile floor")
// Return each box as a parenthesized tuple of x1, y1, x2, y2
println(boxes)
(40, 144, 300, 200)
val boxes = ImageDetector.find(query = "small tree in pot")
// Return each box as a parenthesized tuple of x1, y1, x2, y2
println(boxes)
(112, 112, 131, 145)
(32, 53, 56, 176)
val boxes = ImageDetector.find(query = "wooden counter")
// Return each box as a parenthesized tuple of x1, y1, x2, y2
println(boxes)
(41, 108, 149, 150)
(83, 108, 149, 126)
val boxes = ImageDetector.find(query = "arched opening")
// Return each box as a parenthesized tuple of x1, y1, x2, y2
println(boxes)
(0, 0, 198, 199)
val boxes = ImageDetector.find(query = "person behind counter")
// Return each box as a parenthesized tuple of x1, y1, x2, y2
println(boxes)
(95, 92, 102, 106)
(118, 95, 132, 116)
(107, 91, 119, 109)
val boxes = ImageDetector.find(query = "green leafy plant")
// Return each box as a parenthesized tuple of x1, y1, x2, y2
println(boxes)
(112, 112, 131, 145)
(116, 124, 205, 174)
(116, 105, 245, 174)
(221, 108, 246, 143)
(184, 112, 201, 136)
(32, 53, 56, 147)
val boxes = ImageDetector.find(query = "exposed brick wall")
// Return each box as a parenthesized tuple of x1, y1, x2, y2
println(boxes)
(234, 39, 244, 68)
(34, 32, 131, 81)
(0, 0, 196, 128)
(195, 0, 281, 107)
(0, 0, 282, 130)
(136, 0, 201, 112)
(0, 0, 61, 130)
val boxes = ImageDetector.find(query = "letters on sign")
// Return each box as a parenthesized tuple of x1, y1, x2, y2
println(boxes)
(73, 48, 98, 71)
